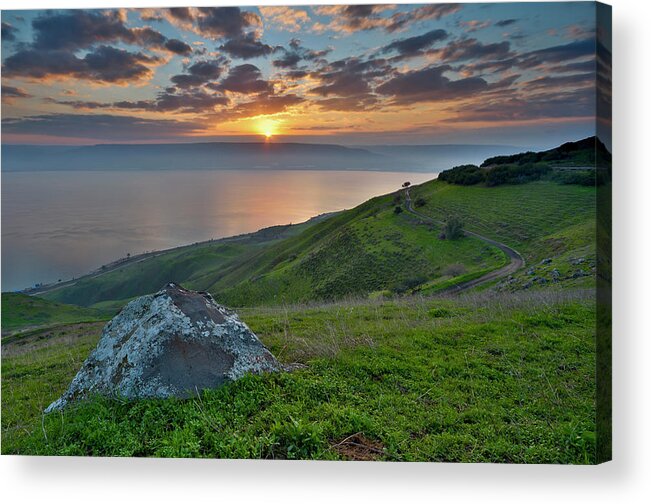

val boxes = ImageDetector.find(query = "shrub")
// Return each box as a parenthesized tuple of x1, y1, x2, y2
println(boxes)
(443, 263, 467, 277)
(415, 197, 427, 208)
(438, 164, 484, 185)
(444, 216, 464, 240)
(393, 206, 403, 215)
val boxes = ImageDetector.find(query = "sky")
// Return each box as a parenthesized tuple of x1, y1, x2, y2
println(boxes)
(0, 3, 611, 147)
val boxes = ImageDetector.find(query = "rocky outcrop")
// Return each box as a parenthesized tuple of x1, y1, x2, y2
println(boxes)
(45, 283, 280, 412)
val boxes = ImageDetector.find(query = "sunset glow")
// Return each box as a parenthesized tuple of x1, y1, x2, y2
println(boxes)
(1, 4, 611, 147)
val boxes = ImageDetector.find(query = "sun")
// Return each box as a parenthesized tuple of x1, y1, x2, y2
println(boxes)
(256, 118, 278, 141)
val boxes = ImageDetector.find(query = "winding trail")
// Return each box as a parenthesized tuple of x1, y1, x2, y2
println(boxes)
(404, 188, 525, 294)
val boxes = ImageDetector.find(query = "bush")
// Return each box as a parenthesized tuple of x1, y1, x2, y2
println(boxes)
(443, 263, 467, 277)
(444, 216, 464, 240)
(414, 197, 427, 208)
(438, 164, 484, 185)
(393, 206, 403, 215)
(391, 276, 427, 294)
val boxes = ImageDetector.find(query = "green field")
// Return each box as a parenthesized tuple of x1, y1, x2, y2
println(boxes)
(1, 293, 107, 335)
(2, 289, 597, 462)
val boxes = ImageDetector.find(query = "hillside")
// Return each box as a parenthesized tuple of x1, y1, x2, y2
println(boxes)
(1, 293, 106, 335)
(41, 191, 507, 308)
(40, 179, 597, 310)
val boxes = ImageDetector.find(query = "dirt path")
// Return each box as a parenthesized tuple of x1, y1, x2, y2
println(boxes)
(404, 188, 525, 294)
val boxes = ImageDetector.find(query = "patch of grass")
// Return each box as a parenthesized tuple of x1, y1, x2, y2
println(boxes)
(1, 293, 107, 335)
(2, 290, 598, 463)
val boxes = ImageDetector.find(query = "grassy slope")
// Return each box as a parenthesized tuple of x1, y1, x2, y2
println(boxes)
(2, 289, 597, 463)
(410, 180, 597, 289)
(1, 293, 107, 335)
(42, 192, 506, 309)
(40, 217, 327, 309)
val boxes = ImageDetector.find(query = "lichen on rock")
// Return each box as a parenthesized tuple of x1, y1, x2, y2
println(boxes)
(45, 283, 280, 412)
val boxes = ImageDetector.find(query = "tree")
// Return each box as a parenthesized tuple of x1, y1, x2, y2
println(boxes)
(415, 197, 427, 208)
(444, 215, 464, 240)
(394, 205, 403, 215)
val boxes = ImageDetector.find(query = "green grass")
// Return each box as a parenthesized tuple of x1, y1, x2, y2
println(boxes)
(1, 293, 107, 335)
(2, 290, 597, 463)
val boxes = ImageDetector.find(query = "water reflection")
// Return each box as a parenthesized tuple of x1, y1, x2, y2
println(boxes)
(1, 170, 434, 291)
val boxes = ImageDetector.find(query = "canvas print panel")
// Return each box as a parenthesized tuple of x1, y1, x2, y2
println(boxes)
(1, 2, 611, 463)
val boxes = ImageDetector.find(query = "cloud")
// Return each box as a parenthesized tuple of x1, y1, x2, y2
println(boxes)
(445, 87, 595, 122)
(2, 21, 18, 41)
(1, 85, 31, 103)
(522, 72, 594, 91)
(227, 93, 304, 117)
(432, 38, 513, 63)
(376, 65, 488, 103)
(381, 29, 448, 58)
(195, 7, 261, 39)
(3, 45, 160, 84)
(273, 39, 331, 69)
(495, 19, 518, 27)
(113, 89, 229, 113)
(1, 113, 202, 141)
(314, 4, 461, 34)
(311, 57, 393, 97)
(163, 38, 193, 55)
(459, 20, 491, 33)
(316, 94, 379, 112)
(211, 64, 273, 94)
(170, 58, 227, 89)
(218, 32, 275, 59)
(518, 39, 596, 68)
(259, 6, 310, 32)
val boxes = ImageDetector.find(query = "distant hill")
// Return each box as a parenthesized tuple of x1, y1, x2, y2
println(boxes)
(2, 141, 527, 173)
(2, 142, 391, 172)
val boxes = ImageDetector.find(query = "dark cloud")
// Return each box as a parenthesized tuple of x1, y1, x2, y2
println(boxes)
(433, 38, 513, 63)
(219, 32, 274, 59)
(1, 113, 202, 141)
(1, 85, 31, 103)
(386, 4, 462, 32)
(114, 89, 229, 113)
(445, 87, 595, 122)
(170, 58, 226, 88)
(164, 38, 193, 55)
(273, 38, 331, 69)
(211, 64, 273, 94)
(376, 65, 488, 103)
(2, 85, 30, 98)
(311, 57, 393, 97)
(196, 7, 261, 40)
(381, 29, 448, 58)
(3, 45, 159, 83)
(27, 10, 190, 55)
(315, 4, 460, 33)
(522, 72, 594, 91)
(168, 8, 193, 21)
(518, 39, 595, 68)
(2, 21, 18, 41)
(495, 19, 518, 27)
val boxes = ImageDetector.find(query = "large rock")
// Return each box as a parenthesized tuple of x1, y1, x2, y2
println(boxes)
(45, 283, 280, 412)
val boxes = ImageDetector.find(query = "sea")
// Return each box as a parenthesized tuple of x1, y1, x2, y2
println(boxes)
(1, 169, 434, 291)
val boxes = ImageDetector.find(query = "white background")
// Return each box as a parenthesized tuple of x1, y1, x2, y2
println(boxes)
(1, 0, 650, 502)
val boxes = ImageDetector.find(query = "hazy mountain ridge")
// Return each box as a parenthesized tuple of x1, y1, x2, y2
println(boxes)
(2, 142, 527, 173)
